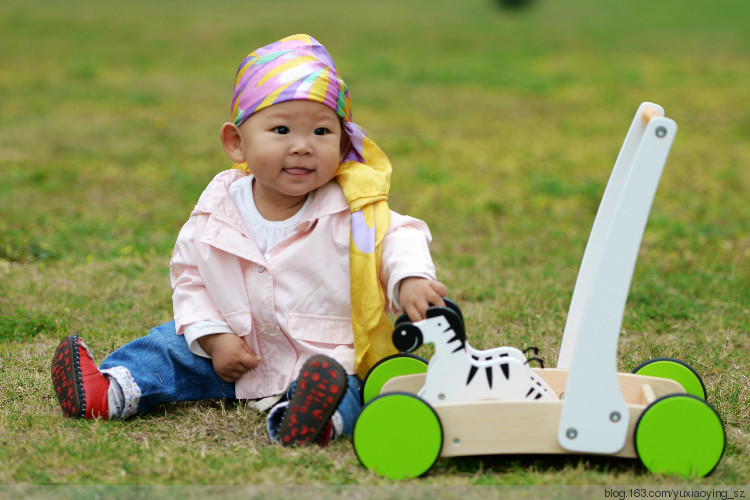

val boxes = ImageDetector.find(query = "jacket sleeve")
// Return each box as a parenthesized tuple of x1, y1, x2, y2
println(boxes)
(170, 214, 227, 335)
(380, 212, 437, 313)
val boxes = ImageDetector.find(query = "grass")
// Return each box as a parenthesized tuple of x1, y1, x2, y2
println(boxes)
(1, 0, 749, 494)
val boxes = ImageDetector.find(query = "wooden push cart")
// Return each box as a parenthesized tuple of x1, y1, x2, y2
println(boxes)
(352, 103, 725, 480)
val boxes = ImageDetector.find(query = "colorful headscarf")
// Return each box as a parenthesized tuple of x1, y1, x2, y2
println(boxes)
(231, 34, 396, 378)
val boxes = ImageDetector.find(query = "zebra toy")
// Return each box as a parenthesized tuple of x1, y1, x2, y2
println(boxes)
(392, 300, 556, 405)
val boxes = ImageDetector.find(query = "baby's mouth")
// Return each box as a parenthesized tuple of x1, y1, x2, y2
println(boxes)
(283, 167, 313, 177)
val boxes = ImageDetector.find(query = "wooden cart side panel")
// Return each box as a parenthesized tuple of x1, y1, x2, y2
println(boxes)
(435, 400, 643, 459)
(380, 373, 427, 394)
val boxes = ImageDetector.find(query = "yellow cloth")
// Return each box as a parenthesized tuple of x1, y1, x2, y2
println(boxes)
(336, 136, 397, 379)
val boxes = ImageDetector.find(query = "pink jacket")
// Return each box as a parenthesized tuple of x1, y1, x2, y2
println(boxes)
(170, 170, 437, 399)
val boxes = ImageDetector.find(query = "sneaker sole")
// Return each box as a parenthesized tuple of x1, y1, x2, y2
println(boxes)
(278, 355, 348, 446)
(51, 335, 85, 418)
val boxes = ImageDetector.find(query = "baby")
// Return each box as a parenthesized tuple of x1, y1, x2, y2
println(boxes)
(51, 34, 446, 446)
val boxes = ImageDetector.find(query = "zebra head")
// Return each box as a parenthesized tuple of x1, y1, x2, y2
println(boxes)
(392, 303, 466, 354)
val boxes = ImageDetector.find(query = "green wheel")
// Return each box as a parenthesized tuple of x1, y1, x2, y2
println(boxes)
(632, 357, 707, 400)
(634, 394, 725, 477)
(362, 353, 428, 404)
(353, 392, 442, 480)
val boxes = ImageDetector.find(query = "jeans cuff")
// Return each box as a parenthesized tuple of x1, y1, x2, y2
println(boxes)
(100, 365, 141, 419)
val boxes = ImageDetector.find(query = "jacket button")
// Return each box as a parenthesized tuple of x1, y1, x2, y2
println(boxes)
(262, 322, 276, 335)
(256, 264, 266, 273)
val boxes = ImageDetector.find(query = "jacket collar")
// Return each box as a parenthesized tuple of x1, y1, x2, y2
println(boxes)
(193, 169, 350, 238)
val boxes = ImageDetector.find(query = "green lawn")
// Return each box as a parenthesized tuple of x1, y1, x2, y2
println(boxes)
(1, 0, 749, 492)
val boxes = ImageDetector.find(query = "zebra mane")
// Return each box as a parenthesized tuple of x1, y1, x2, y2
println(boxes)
(425, 306, 466, 348)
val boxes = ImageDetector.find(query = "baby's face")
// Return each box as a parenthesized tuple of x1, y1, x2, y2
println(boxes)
(237, 100, 345, 208)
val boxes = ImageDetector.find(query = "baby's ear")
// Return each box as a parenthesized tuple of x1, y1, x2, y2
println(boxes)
(339, 130, 352, 162)
(220, 122, 246, 163)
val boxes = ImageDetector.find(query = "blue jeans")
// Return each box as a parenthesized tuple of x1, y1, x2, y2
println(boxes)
(100, 321, 235, 415)
(99, 321, 362, 436)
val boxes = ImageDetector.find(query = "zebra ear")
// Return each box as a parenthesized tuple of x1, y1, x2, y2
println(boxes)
(425, 306, 466, 343)
(442, 298, 464, 327)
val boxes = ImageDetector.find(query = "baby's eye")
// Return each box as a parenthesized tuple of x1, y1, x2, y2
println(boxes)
(314, 127, 331, 136)
(272, 126, 290, 134)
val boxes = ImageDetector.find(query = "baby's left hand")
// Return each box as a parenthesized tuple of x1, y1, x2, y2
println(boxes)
(398, 277, 448, 322)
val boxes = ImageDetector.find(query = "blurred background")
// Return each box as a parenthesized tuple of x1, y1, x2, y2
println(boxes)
(3, 0, 747, 331)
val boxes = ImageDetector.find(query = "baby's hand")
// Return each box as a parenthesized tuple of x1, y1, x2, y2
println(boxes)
(198, 333, 260, 383)
(398, 277, 448, 322)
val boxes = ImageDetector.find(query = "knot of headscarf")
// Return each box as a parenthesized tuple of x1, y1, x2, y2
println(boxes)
(230, 34, 396, 378)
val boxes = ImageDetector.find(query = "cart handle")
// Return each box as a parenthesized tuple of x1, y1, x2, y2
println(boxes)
(641, 106, 661, 124)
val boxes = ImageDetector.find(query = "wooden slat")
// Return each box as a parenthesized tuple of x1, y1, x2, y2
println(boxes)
(379, 368, 685, 404)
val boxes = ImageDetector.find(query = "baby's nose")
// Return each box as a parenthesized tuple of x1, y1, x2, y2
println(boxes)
(290, 137, 313, 155)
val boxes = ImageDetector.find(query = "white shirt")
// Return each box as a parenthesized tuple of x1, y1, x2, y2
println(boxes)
(228, 175, 312, 254)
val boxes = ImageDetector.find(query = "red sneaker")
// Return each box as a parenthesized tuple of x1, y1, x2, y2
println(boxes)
(278, 355, 347, 447)
(51, 336, 109, 419)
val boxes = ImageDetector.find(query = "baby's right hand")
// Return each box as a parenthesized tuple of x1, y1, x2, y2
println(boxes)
(198, 333, 260, 383)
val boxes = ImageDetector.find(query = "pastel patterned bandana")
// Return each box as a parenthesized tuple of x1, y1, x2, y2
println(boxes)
(230, 34, 396, 378)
